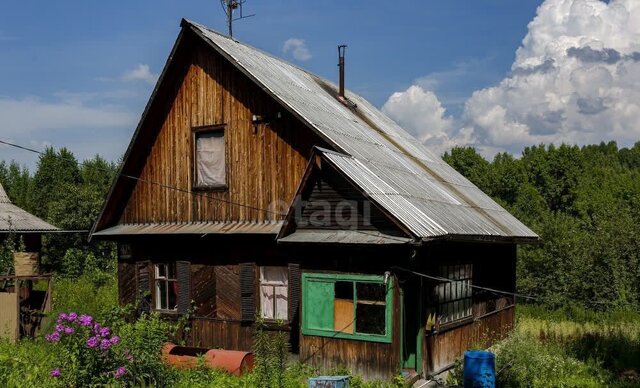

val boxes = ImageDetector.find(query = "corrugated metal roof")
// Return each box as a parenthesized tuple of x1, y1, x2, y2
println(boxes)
(278, 230, 412, 245)
(0, 184, 59, 232)
(0, 183, 10, 204)
(188, 21, 538, 241)
(93, 221, 283, 236)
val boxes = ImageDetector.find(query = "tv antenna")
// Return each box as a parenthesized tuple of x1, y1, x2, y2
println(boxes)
(220, 0, 255, 37)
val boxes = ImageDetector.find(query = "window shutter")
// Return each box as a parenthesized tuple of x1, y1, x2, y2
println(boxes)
(288, 263, 301, 323)
(136, 261, 151, 314)
(118, 261, 136, 306)
(239, 263, 256, 322)
(176, 261, 191, 314)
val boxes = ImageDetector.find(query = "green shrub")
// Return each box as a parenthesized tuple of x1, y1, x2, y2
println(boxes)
(117, 312, 178, 386)
(0, 339, 60, 388)
(494, 330, 610, 387)
(253, 319, 290, 388)
(50, 273, 118, 325)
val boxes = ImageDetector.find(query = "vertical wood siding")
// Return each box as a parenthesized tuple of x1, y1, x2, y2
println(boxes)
(188, 319, 254, 351)
(296, 169, 404, 234)
(118, 261, 136, 306)
(120, 38, 323, 225)
(423, 307, 514, 375)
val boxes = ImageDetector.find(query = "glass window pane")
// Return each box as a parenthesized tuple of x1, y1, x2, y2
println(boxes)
(437, 264, 473, 323)
(261, 285, 275, 319)
(260, 267, 288, 286)
(157, 280, 167, 310)
(157, 264, 166, 279)
(335, 281, 353, 300)
(260, 268, 288, 320)
(356, 303, 385, 335)
(168, 280, 177, 310)
(356, 282, 386, 303)
(167, 263, 176, 280)
(275, 285, 288, 320)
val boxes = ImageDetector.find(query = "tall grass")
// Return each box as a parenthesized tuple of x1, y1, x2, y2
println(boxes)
(512, 305, 640, 387)
(446, 305, 640, 387)
(0, 339, 61, 388)
(51, 273, 119, 323)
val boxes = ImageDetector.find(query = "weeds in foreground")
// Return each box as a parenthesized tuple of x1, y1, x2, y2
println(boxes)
(446, 306, 640, 388)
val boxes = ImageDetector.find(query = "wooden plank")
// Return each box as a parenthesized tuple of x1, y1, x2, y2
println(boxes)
(0, 292, 18, 342)
(215, 265, 241, 320)
(191, 264, 216, 318)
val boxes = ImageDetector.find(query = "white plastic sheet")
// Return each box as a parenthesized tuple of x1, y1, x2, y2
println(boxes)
(195, 132, 225, 187)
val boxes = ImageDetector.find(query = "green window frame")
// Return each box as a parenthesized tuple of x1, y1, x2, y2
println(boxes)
(301, 272, 393, 343)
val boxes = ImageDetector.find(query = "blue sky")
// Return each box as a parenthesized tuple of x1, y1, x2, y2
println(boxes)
(2, 0, 639, 169)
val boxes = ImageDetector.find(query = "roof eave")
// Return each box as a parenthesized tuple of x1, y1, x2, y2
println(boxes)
(421, 234, 540, 245)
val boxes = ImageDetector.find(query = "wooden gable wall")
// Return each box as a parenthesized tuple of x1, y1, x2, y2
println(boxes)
(119, 32, 326, 225)
(296, 167, 405, 234)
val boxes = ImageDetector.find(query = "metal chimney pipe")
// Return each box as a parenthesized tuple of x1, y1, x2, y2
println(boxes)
(338, 45, 347, 98)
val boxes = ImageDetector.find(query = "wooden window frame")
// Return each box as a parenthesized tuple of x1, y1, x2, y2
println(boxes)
(192, 124, 228, 191)
(435, 263, 473, 327)
(301, 272, 393, 343)
(153, 262, 178, 313)
(259, 266, 289, 322)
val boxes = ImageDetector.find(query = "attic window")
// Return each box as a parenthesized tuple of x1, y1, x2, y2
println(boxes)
(193, 125, 226, 190)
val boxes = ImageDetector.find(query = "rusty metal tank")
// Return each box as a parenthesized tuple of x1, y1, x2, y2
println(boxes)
(161, 342, 255, 376)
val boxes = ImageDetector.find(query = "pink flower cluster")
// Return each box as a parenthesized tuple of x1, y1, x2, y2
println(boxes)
(86, 323, 120, 351)
(45, 312, 129, 381)
(45, 312, 88, 342)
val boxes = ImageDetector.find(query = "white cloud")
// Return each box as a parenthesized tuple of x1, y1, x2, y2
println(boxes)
(0, 97, 135, 135)
(384, 0, 640, 157)
(382, 85, 473, 155)
(0, 96, 137, 168)
(462, 0, 640, 155)
(122, 64, 158, 85)
(282, 38, 312, 61)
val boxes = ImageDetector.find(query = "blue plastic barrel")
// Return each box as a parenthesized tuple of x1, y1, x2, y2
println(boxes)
(463, 350, 496, 388)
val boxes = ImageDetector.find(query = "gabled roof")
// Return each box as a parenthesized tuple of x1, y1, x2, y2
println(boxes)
(187, 21, 537, 242)
(0, 183, 59, 233)
(92, 19, 537, 242)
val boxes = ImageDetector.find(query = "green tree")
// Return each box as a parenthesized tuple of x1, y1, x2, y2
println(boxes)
(443, 146, 492, 193)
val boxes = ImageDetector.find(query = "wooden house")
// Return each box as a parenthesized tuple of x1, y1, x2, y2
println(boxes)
(91, 19, 538, 380)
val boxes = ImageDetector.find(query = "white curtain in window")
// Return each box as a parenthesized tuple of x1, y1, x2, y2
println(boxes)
(196, 132, 225, 186)
(260, 267, 288, 320)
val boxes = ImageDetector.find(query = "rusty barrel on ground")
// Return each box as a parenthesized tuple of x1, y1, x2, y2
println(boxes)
(161, 343, 255, 376)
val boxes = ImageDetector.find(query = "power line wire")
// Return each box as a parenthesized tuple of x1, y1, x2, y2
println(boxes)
(0, 138, 420, 240)
(0, 138, 285, 217)
(3, 139, 637, 309)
